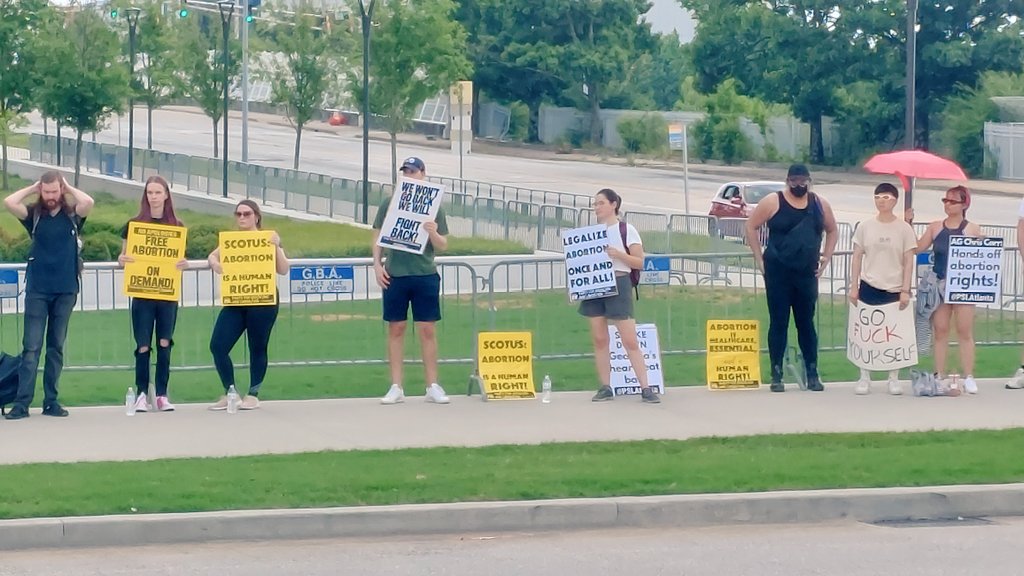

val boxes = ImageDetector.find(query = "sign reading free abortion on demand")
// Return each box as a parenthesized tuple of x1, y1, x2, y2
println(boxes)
(376, 177, 446, 255)
(943, 236, 1003, 304)
(561, 224, 617, 302)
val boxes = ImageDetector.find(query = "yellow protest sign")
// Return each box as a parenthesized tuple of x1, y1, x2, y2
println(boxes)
(123, 222, 188, 302)
(477, 331, 535, 400)
(706, 320, 761, 390)
(219, 230, 277, 306)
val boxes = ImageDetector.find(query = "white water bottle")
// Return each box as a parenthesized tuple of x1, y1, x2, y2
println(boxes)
(541, 375, 552, 404)
(125, 387, 137, 416)
(226, 385, 241, 414)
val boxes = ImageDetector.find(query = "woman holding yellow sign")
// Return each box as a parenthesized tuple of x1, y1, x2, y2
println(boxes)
(117, 176, 189, 412)
(206, 200, 289, 411)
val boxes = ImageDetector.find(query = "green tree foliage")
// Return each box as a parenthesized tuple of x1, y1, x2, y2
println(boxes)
(0, 0, 52, 189)
(616, 113, 668, 154)
(35, 8, 129, 185)
(690, 79, 771, 165)
(134, 0, 177, 150)
(937, 72, 1024, 177)
(355, 0, 471, 183)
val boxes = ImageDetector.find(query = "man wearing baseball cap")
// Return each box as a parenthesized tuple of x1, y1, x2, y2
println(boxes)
(372, 157, 451, 405)
(745, 164, 839, 392)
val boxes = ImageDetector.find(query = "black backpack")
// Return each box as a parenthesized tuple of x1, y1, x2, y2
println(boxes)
(0, 352, 20, 415)
(618, 221, 640, 300)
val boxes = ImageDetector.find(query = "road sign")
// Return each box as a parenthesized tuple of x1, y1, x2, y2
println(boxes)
(668, 123, 684, 151)
(289, 265, 354, 295)
(640, 256, 670, 285)
(0, 270, 19, 298)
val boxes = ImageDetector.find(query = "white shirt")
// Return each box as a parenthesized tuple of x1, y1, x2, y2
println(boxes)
(606, 221, 642, 274)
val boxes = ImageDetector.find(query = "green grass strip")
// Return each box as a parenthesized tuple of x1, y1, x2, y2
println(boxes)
(2, 430, 1022, 520)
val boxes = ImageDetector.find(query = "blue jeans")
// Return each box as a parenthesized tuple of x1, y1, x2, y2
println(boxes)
(16, 292, 78, 408)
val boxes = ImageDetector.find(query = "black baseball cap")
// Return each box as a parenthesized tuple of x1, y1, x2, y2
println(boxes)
(400, 157, 426, 172)
(787, 164, 810, 178)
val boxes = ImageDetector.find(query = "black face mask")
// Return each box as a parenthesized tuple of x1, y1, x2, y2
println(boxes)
(791, 185, 809, 197)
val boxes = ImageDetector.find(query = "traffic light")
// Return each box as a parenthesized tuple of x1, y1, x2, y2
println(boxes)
(177, 0, 188, 18)
(245, 6, 255, 22)
(110, 8, 119, 18)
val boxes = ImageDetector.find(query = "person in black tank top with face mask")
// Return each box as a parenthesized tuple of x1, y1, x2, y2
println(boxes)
(745, 164, 839, 393)
(913, 186, 983, 394)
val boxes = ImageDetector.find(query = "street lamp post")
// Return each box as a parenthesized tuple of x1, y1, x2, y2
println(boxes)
(904, 0, 919, 210)
(126, 7, 141, 180)
(358, 0, 376, 225)
(218, 1, 233, 199)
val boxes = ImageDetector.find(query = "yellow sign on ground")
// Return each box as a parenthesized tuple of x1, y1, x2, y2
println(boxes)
(219, 230, 277, 306)
(123, 222, 188, 302)
(706, 320, 761, 390)
(477, 331, 535, 400)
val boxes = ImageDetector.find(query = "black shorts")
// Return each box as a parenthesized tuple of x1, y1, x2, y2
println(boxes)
(383, 274, 441, 322)
(859, 281, 900, 306)
(577, 274, 634, 321)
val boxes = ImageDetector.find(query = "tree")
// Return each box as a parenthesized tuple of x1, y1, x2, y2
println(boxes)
(36, 8, 129, 185)
(134, 0, 177, 150)
(937, 72, 1024, 176)
(629, 32, 692, 111)
(0, 0, 52, 189)
(171, 14, 239, 158)
(356, 0, 471, 183)
(267, 5, 346, 170)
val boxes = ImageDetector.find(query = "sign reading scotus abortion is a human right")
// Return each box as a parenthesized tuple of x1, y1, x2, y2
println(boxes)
(561, 224, 617, 301)
(846, 302, 918, 371)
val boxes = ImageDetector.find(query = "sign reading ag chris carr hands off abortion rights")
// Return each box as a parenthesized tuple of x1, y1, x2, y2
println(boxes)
(376, 178, 446, 255)
(847, 302, 918, 371)
(562, 224, 617, 301)
(943, 236, 1003, 304)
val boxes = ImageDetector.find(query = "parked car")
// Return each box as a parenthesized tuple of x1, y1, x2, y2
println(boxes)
(708, 181, 784, 238)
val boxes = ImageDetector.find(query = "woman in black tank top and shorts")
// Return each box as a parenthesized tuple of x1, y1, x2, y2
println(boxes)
(915, 186, 982, 394)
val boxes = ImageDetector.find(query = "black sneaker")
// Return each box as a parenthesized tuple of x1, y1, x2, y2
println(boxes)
(806, 375, 824, 392)
(640, 387, 661, 404)
(41, 403, 69, 417)
(4, 405, 29, 420)
(591, 386, 614, 402)
(769, 365, 785, 393)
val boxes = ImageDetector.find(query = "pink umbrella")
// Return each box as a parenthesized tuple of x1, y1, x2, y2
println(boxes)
(863, 150, 968, 208)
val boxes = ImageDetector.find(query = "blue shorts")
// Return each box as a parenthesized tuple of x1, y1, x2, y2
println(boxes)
(382, 274, 441, 322)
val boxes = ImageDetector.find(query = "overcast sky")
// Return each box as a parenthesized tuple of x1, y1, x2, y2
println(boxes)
(645, 0, 695, 42)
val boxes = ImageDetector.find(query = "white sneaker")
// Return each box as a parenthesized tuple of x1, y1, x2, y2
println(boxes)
(963, 376, 978, 395)
(381, 384, 405, 405)
(425, 383, 450, 404)
(854, 378, 871, 395)
(887, 376, 902, 396)
(1006, 368, 1024, 389)
(133, 394, 149, 412)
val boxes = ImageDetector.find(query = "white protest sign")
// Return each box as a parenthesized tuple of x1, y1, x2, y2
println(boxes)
(943, 236, 1003, 304)
(609, 323, 665, 396)
(846, 302, 918, 371)
(562, 224, 617, 301)
(376, 177, 446, 254)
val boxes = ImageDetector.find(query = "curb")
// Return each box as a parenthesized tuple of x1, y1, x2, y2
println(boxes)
(2, 483, 1023, 550)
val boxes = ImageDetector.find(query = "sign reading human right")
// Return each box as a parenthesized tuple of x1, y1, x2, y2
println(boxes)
(943, 236, 1003, 304)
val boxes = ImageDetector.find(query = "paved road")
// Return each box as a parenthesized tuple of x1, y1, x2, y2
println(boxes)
(3, 519, 1021, 575)
(22, 109, 1024, 228)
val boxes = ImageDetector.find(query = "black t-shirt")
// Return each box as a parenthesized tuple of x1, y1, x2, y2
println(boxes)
(21, 209, 84, 295)
(120, 215, 172, 239)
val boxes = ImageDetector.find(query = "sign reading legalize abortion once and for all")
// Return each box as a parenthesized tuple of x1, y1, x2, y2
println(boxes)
(705, 320, 761, 390)
(123, 222, 188, 302)
(608, 323, 665, 396)
(376, 178, 446, 255)
(218, 231, 277, 306)
(562, 224, 617, 302)
(846, 302, 918, 371)
(477, 331, 536, 400)
(944, 236, 1003, 304)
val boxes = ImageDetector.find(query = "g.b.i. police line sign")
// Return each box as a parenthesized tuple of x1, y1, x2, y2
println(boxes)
(289, 265, 354, 295)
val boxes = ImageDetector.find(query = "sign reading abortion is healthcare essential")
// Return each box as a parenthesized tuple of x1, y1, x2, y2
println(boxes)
(705, 320, 761, 390)
(123, 222, 188, 302)
(847, 302, 918, 371)
(608, 323, 665, 396)
(562, 224, 617, 301)
(477, 331, 535, 400)
(944, 236, 1003, 304)
(376, 177, 446, 255)
(219, 230, 277, 306)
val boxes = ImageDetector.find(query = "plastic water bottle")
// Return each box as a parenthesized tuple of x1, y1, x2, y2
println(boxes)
(226, 385, 241, 414)
(541, 375, 552, 404)
(125, 387, 137, 416)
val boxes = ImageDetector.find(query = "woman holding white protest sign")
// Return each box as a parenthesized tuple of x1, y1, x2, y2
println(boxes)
(206, 200, 290, 410)
(117, 176, 189, 412)
(582, 189, 660, 404)
(848, 183, 918, 395)
(912, 185, 982, 394)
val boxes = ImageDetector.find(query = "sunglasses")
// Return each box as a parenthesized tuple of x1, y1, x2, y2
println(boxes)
(235, 210, 255, 217)
(941, 198, 964, 205)
(874, 194, 896, 200)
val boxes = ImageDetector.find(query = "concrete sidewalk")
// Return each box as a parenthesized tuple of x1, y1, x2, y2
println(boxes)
(2, 378, 1022, 466)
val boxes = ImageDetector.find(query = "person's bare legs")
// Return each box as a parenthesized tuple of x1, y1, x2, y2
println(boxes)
(588, 316, 611, 387)
(387, 321, 407, 387)
(416, 321, 438, 389)
(954, 305, 976, 375)
(932, 303, 952, 376)
(613, 318, 649, 388)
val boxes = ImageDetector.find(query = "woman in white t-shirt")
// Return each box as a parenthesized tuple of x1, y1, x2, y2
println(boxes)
(580, 189, 660, 404)
(848, 183, 918, 395)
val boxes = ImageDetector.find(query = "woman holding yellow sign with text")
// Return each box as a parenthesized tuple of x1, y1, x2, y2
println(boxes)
(117, 176, 189, 412)
(207, 200, 289, 410)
